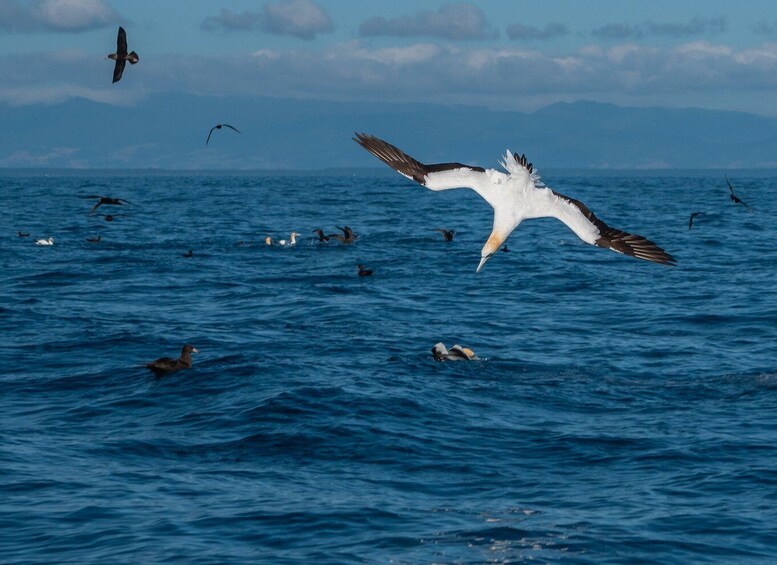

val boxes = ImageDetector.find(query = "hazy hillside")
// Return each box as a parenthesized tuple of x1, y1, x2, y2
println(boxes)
(2, 95, 777, 170)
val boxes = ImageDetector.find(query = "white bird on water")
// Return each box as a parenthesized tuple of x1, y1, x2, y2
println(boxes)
(277, 232, 300, 246)
(35, 237, 54, 246)
(354, 133, 676, 272)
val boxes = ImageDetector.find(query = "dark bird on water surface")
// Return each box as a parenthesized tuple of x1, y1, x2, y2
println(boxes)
(331, 225, 358, 244)
(145, 344, 198, 376)
(313, 228, 335, 242)
(434, 228, 455, 241)
(357, 264, 373, 277)
(182, 250, 193, 258)
(354, 133, 676, 271)
(95, 214, 124, 222)
(206, 124, 241, 147)
(17, 231, 29, 237)
(726, 175, 750, 209)
(82, 195, 130, 215)
(108, 26, 139, 84)
(86, 235, 102, 243)
(688, 212, 705, 230)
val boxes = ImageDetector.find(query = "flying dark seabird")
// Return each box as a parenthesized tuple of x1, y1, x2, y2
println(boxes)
(725, 175, 750, 209)
(206, 124, 241, 147)
(108, 26, 139, 83)
(82, 195, 130, 215)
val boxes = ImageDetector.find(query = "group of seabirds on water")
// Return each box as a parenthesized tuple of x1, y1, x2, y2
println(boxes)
(17, 25, 762, 372)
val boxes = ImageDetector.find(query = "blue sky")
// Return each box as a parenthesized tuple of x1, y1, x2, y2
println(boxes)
(2, 0, 777, 115)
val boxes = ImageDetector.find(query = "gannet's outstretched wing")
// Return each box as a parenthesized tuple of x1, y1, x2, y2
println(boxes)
(354, 133, 505, 201)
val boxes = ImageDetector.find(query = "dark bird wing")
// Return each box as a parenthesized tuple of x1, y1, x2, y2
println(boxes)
(89, 201, 103, 214)
(112, 58, 126, 83)
(552, 190, 677, 265)
(354, 132, 486, 187)
(117, 26, 128, 56)
(206, 126, 217, 147)
(222, 124, 241, 134)
(725, 175, 750, 208)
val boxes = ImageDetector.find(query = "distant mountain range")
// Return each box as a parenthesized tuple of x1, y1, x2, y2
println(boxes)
(2, 95, 777, 170)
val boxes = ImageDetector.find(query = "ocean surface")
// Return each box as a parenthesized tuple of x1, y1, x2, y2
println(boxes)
(1, 169, 776, 564)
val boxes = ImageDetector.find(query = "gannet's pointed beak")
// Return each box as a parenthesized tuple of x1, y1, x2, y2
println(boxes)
(476, 255, 491, 273)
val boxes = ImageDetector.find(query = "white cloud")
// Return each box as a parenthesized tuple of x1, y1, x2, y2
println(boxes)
(592, 17, 727, 40)
(506, 22, 569, 41)
(202, 0, 333, 40)
(4, 39, 777, 115)
(0, 0, 118, 33)
(359, 3, 496, 41)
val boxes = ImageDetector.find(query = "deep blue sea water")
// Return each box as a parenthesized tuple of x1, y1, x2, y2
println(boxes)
(1, 170, 776, 564)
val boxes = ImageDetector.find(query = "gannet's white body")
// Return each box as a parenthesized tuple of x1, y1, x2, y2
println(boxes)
(35, 237, 54, 246)
(278, 232, 299, 247)
(354, 133, 675, 272)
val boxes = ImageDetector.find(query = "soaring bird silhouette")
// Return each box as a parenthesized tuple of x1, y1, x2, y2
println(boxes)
(354, 133, 675, 271)
(726, 175, 750, 209)
(108, 26, 139, 83)
(206, 124, 241, 147)
(82, 195, 130, 215)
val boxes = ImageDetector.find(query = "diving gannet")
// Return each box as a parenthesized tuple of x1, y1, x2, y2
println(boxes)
(354, 133, 676, 272)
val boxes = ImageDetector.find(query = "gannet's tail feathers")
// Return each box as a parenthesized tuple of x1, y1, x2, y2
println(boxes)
(354, 133, 487, 190)
(500, 151, 545, 187)
(554, 191, 677, 265)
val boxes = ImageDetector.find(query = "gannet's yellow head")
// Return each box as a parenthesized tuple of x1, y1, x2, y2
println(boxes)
(477, 231, 508, 273)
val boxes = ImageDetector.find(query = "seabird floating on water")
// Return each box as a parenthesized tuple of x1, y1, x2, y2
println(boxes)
(17, 231, 29, 238)
(95, 213, 124, 222)
(688, 212, 705, 230)
(357, 264, 373, 276)
(432, 342, 479, 361)
(726, 175, 750, 209)
(144, 344, 198, 376)
(354, 133, 676, 271)
(35, 237, 54, 246)
(108, 26, 139, 84)
(265, 236, 274, 246)
(182, 250, 193, 258)
(313, 228, 335, 242)
(331, 225, 358, 244)
(278, 232, 300, 246)
(86, 235, 102, 243)
(434, 228, 455, 241)
(206, 124, 241, 147)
